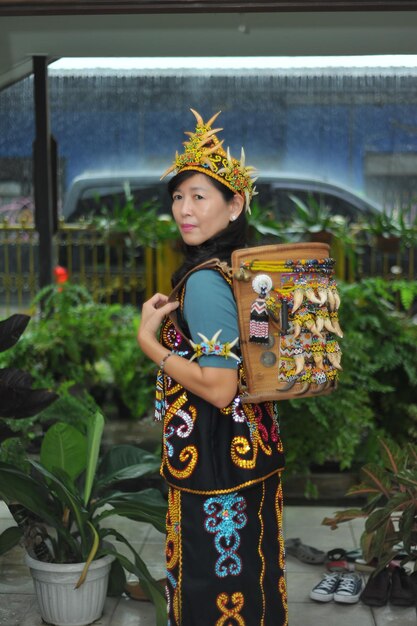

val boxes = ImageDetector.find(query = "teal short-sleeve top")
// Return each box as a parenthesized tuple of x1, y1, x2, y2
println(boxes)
(183, 269, 239, 369)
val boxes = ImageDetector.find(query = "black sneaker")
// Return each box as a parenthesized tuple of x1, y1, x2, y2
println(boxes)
(334, 573, 363, 604)
(310, 573, 340, 602)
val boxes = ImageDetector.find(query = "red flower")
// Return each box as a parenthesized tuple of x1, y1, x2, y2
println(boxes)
(54, 266, 68, 284)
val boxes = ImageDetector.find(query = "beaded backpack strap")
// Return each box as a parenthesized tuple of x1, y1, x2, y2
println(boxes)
(167, 258, 228, 341)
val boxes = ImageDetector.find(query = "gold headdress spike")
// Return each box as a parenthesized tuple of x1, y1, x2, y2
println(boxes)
(160, 108, 258, 213)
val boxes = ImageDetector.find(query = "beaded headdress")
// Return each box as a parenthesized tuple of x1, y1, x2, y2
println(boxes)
(161, 108, 258, 213)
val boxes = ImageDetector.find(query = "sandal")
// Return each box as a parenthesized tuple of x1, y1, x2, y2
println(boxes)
(326, 548, 355, 572)
(345, 549, 363, 562)
(125, 578, 166, 602)
(285, 538, 326, 565)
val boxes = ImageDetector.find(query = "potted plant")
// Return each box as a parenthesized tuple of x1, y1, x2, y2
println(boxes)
(246, 199, 290, 245)
(0, 311, 167, 626)
(362, 205, 417, 253)
(288, 192, 343, 244)
(0, 410, 167, 626)
(287, 192, 359, 279)
(322, 438, 417, 572)
(85, 188, 182, 304)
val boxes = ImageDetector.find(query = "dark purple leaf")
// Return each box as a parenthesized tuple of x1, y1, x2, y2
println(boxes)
(0, 368, 33, 389)
(0, 315, 30, 352)
(0, 371, 58, 418)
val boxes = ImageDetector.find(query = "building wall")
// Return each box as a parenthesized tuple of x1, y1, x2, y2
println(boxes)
(1, 67, 417, 212)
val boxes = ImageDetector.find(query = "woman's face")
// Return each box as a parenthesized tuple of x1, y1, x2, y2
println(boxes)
(171, 173, 242, 246)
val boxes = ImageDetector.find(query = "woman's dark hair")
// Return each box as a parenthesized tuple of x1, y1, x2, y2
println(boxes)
(169, 170, 247, 287)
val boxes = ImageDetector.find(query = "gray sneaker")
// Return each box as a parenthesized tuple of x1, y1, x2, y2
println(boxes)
(310, 573, 340, 602)
(334, 573, 363, 604)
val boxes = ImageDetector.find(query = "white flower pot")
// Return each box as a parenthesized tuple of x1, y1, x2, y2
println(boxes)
(25, 552, 115, 626)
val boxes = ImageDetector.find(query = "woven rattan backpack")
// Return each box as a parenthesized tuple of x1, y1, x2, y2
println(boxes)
(169, 242, 342, 403)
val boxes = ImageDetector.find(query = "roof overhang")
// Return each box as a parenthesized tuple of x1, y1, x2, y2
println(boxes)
(1, 2, 417, 89)
(1, 1, 417, 16)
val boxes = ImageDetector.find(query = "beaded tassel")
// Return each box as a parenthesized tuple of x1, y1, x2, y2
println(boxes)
(249, 296, 269, 343)
(154, 368, 165, 422)
(249, 274, 273, 344)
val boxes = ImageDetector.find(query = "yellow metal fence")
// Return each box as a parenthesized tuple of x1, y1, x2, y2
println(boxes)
(0, 220, 182, 315)
(0, 221, 38, 313)
(0, 219, 415, 316)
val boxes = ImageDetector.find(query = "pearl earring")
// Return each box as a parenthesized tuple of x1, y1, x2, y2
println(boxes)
(230, 215, 237, 222)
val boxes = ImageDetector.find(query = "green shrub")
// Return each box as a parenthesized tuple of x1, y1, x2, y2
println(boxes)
(2, 278, 416, 481)
(280, 278, 417, 476)
(0, 284, 155, 421)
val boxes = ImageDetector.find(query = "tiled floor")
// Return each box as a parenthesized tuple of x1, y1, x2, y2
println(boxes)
(0, 501, 415, 625)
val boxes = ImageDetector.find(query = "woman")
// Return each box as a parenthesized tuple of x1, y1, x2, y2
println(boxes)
(137, 109, 287, 625)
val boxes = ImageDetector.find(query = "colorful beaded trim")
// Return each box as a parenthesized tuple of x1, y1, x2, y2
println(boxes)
(241, 258, 335, 276)
(189, 330, 240, 362)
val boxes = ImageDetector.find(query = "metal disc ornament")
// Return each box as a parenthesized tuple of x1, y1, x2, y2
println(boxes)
(260, 351, 277, 367)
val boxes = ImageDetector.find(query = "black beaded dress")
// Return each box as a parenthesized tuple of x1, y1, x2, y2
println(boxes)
(156, 265, 288, 626)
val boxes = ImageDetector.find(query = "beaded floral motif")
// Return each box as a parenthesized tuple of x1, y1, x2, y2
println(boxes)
(231, 397, 246, 423)
(204, 492, 248, 577)
(230, 403, 260, 469)
(253, 404, 269, 443)
(190, 329, 240, 363)
(162, 393, 198, 480)
(162, 325, 184, 351)
(216, 591, 245, 625)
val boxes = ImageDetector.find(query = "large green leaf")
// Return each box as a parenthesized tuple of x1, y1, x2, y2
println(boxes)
(362, 493, 385, 515)
(379, 438, 404, 474)
(383, 491, 414, 516)
(398, 504, 416, 554)
(30, 460, 88, 546)
(359, 464, 392, 496)
(96, 462, 161, 490)
(347, 483, 381, 497)
(84, 410, 105, 505)
(106, 557, 126, 596)
(370, 518, 396, 560)
(97, 489, 167, 534)
(0, 464, 58, 527)
(365, 507, 392, 533)
(397, 469, 417, 490)
(102, 531, 166, 626)
(0, 526, 23, 555)
(0, 469, 81, 559)
(40, 422, 87, 481)
(98, 444, 159, 478)
(322, 508, 366, 529)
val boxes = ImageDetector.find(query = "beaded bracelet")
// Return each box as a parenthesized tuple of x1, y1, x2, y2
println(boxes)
(160, 352, 174, 372)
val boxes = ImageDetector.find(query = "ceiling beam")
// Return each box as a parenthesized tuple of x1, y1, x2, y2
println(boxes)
(1, 0, 417, 17)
